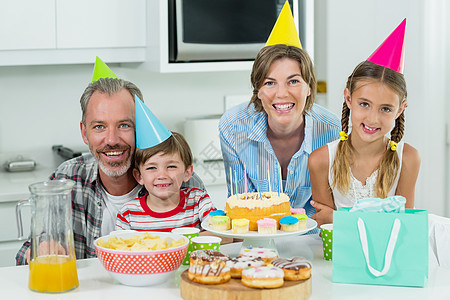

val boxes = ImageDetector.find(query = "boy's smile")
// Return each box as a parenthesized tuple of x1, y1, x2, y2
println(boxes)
(134, 151, 193, 209)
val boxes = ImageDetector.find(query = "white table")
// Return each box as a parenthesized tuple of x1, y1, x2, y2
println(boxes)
(1, 235, 450, 299)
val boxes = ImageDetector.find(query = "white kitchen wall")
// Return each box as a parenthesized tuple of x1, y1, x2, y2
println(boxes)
(0, 64, 252, 154)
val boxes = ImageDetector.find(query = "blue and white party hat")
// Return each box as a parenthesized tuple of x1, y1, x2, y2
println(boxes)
(135, 95, 172, 149)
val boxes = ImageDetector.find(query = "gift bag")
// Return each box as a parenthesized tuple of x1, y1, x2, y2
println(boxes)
(332, 207, 428, 287)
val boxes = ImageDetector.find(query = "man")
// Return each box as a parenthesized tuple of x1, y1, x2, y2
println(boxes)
(16, 77, 205, 265)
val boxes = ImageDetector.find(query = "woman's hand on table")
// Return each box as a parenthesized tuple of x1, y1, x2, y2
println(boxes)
(311, 200, 334, 228)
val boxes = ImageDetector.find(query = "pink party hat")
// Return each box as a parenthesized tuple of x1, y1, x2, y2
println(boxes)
(367, 19, 406, 74)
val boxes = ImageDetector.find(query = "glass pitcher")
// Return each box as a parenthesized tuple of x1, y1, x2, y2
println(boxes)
(25, 179, 78, 293)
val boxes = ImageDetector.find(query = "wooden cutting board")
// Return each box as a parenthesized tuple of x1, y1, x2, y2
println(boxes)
(180, 270, 311, 300)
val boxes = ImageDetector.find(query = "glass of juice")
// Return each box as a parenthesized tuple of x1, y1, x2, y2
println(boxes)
(26, 180, 79, 293)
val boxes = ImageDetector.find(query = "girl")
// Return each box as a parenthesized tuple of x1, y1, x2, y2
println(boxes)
(308, 60, 420, 226)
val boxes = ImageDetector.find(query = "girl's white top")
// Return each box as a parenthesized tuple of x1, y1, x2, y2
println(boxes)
(327, 139, 404, 209)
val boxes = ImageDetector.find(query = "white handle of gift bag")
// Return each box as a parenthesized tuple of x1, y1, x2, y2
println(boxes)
(357, 217, 401, 277)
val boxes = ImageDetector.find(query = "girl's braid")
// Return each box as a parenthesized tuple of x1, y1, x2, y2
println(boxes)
(390, 111, 405, 143)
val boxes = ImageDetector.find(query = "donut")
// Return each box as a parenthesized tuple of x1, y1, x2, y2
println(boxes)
(226, 256, 266, 278)
(188, 249, 231, 284)
(241, 266, 284, 288)
(271, 256, 312, 281)
(239, 246, 278, 263)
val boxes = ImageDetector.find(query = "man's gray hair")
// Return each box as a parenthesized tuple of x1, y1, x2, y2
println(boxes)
(80, 78, 144, 125)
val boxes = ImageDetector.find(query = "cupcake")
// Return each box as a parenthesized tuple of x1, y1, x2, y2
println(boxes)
(211, 216, 231, 231)
(279, 216, 299, 232)
(208, 210, 227, 225)
(292, 214, 308, 229)
(231, 218, 250, 234)
(291, 208, 306, 215)
(256, 218, 277, 234)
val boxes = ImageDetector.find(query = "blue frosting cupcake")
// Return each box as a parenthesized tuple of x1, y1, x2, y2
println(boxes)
(279, 216, 299, 232)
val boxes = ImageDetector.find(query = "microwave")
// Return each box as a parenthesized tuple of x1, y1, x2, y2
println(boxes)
(168, 0, 313, 63)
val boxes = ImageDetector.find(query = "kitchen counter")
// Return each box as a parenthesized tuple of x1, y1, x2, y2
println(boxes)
(1, 235, 450, 299)
(0, 166, 53, 202)
(0, 150, 64, 203)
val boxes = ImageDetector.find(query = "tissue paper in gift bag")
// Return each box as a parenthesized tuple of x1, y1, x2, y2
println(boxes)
(332, 207, 428, 287)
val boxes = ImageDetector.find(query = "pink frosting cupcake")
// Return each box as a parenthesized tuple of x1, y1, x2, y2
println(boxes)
(256, 218, 277, 234)
(291, 208, 306, 215)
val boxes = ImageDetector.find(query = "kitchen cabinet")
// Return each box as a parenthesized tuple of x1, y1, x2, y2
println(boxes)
(0, 200, 31, 267)
(0, 0, 146, 66)
(0, 0, 55, 51)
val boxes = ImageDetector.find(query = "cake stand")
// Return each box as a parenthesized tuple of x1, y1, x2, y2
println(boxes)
(201, 218, 317, 254)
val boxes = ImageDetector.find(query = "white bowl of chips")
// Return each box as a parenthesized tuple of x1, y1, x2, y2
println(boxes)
(94, 230, 189, 286)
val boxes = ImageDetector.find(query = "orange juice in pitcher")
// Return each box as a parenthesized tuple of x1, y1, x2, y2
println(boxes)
(20, 180, 79, 293)
(29, 255, 78, 293)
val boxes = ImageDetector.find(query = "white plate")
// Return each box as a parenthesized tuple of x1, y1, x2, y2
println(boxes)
(201, 217, 317, 240)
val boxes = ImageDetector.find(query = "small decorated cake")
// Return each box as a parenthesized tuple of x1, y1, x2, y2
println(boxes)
(291, 208, 306, 215)
(208, 210, 227, 225)
(226, 192, 291, 231)
(241, 266, 284, 289)
(292, 214, 308, 229)
(257, 218, 277, 234)
(211, 216, 231, 231)
(279, 216, 299, 232)
(231, 218, 250, 234)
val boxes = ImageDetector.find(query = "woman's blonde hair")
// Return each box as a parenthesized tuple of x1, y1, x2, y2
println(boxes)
(249, 44, 316, 114)
(332, 61, 407, 198)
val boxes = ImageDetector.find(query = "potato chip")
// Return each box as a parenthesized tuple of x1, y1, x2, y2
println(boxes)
(98, 232, 187, 251)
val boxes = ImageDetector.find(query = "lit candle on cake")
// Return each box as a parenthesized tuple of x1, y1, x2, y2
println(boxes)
(229, 167, 233, 196)
(244, 164, 247, 200)
(278, 161, 283, 194)
(256, 165, 262, 200)
(234, 170, 238, 201)
(267, 161, 272, 193)
(276, 162, 280, 197)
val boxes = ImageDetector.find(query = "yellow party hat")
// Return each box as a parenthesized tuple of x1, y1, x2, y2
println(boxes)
(91, 56, 118, 83)
(265, 1, 302, 48)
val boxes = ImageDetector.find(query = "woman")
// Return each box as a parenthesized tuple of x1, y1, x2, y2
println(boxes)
(219, 44, 340, 221)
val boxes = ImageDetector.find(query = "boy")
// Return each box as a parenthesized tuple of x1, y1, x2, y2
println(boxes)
(115, 132, 215, 231)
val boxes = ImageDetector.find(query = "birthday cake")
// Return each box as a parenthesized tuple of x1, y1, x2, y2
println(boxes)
(225, 192, 291, 231)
